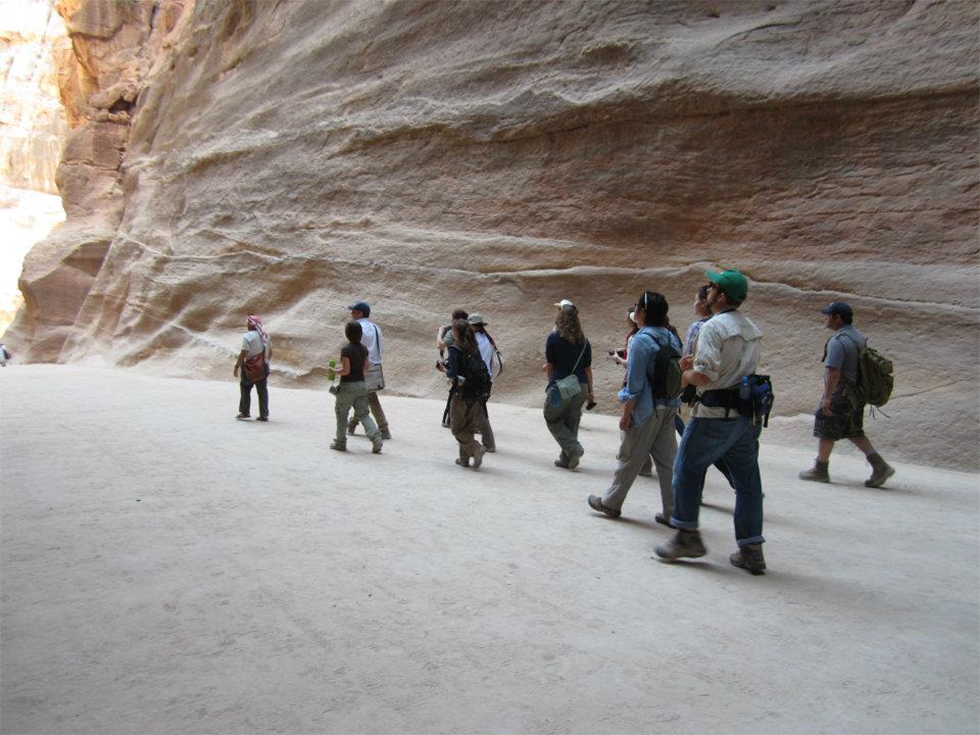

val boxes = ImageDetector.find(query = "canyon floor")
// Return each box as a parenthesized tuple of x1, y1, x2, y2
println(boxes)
(1, 365, 977, 734)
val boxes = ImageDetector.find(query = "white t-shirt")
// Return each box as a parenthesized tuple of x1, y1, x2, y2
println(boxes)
(475, 332, 494, 375)
(358, 318, 383, 365)
(242, 331, 268, 358)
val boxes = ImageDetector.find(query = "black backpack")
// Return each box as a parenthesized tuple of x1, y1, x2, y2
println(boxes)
(641, 329, 683, 400)
(453, 347, 492, 402)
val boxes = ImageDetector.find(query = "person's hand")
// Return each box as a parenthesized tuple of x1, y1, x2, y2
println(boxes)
(327, 367, 336, 379)
(233, 366, 239, 378)
(680, 355, 694, 371)
(619, 414, 631, 431)
(587, 390, 595, 403)
(819, 397, 832, 416)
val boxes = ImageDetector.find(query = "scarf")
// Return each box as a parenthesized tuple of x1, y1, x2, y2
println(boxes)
(247, 314, 269, 347)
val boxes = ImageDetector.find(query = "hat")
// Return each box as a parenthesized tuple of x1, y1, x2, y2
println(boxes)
(820, 301, 853, 318)
(467, 313, 487, 326)
(705, 269, 748, 303)
(347, 300, 371, 317)
(554, 299, 575, 309)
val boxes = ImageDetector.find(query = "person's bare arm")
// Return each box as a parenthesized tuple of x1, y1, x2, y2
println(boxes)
(233, 348, 247, 377)
(821, 366, 841, 415)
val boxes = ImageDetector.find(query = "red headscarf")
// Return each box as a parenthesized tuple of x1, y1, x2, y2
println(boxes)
(247, 314, 269, 346)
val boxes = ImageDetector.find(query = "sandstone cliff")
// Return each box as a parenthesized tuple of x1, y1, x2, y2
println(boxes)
(0, 0, 70, 334)
(8, 0, 979, 469)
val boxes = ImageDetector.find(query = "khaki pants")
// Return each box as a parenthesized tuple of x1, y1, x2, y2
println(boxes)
(451, 394, 483, 460)
(543, 388, 586, 462)
(602, 406, 678, 517)
(334, 382, 379, 445)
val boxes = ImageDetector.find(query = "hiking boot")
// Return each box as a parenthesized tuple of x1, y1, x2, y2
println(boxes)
(798, 460, 830, 483)
(865, 453, 895, 488)
(380, 428, 392, 441)
(730, 544, 766, 575)
(655, 530, 707, 561)
(484, 446, 496, 453)
(371, 436, 383, 454)
(654, 513, 674, 528)
(330, 441, 347, 452)
(554, 457, 569, 469)
(347, 420, 357, 436)
(256, 416, 269, 422)
(236, 413, 251, 420)
(587, 494, 621, 519)
(567, 448, 584, 470)
(472, 446, 486, 469)
(455, 457, 470, 467)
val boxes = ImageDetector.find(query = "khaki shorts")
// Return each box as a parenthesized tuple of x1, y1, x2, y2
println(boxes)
(813, 392, 865, 441)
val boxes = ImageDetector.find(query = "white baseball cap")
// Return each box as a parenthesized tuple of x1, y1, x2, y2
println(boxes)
(554, 299, 575, 308)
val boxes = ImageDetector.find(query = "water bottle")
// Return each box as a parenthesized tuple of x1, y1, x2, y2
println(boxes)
(739, 375, 751, 401)
(327, 358, 337, 381)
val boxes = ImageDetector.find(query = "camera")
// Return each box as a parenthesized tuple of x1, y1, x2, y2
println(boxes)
(586, 400, 597, 411)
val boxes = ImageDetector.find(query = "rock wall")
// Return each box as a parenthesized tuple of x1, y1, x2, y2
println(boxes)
(8, 0, 980, 469)
(0, 0, 70, 335)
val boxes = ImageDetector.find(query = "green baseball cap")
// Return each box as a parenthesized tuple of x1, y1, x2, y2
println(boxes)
(705, 269, 748, 302)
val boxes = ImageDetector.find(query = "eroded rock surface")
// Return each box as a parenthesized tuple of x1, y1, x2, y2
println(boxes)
(8, 0, 980, 469)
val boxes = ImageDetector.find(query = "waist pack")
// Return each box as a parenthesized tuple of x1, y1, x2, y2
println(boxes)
(243, 353, 267, 382)
(698, 374, 775, 427)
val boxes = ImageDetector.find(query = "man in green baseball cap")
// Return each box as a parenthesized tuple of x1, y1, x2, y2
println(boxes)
(655, 267, 768, 575)
(705, 269, 749, 304)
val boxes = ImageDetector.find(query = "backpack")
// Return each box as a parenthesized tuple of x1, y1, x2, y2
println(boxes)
(641, 329, 683, 400)
(838, 333, 894, 408)
(453, 346, 492, 403)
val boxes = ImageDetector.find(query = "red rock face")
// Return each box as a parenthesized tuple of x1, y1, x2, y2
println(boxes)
(8, 0, 979, 469)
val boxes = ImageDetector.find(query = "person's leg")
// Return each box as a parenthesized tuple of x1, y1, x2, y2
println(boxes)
(544, 397, 574, 459)
(367, 391, 389, 435)
(670, 418, 741, 529)
(451, 396, 479, 462)
(255, 378, 269, 419)
(601, 416, 660, 511)
(817, 438, 836, 462)
(442, 388, 453, 427)
(564, 390, 587, 459)
(722, 419, 765, 546)
(353, 390, 380, 440)
(650, 407, 679, 519)
(333, 385, 356, 446)
(239, 376, 252, 416)
(478, 401, 496, 451)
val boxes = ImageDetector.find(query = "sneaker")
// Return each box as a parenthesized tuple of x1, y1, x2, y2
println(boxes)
(330, 441, 347, 452)
(655, 530, 707, 561)
(371, 436, 383, 454)
(256, 416, 268, 422)
(654, 513, 674, 528)
(472, 446, 486, 469)
(381, 428, 392, 440)
(865, 454, 895, 488)
(798, 460, 830, 483)
(236, 413, 251, 420)
(730, 544, 766, 575)
(587, 494, 621, 519)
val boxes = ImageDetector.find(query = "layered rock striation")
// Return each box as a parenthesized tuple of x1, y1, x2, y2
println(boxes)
(8, 0, 980, 469)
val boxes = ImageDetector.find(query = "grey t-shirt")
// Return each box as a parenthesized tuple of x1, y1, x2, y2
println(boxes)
(824, 325, 866, 383)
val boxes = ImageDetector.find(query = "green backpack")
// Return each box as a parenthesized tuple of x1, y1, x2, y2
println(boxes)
(839, 333, 894, 408)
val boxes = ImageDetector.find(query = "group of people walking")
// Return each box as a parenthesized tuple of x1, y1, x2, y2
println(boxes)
(233, 269, 897, 576)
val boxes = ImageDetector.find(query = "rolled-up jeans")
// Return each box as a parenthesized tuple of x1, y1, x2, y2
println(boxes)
(671, 415, 765, 547)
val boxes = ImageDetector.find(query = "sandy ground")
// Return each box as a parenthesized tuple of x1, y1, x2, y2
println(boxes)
(1, 365, 977, 735)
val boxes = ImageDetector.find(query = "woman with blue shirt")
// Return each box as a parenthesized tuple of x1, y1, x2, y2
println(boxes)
(588, 291, 681, 525)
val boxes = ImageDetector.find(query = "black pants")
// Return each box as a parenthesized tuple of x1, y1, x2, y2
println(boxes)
(240, 375, 269, 418)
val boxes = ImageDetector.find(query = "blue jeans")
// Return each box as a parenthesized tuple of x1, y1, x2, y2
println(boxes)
(670, 416, 765, 546)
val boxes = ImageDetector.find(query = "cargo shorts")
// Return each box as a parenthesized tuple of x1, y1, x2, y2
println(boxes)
(813, 390, 865, 441)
